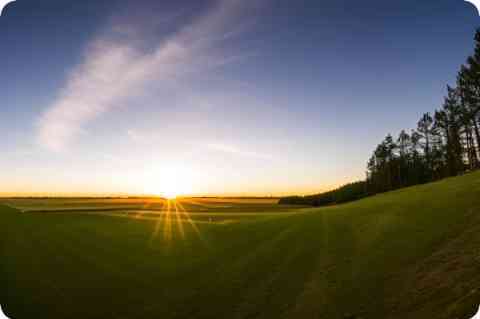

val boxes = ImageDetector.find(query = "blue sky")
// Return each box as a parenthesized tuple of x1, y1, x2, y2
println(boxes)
(0, 0, 478, 196)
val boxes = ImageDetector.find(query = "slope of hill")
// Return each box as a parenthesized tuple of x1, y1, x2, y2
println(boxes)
(1, 172, 480, 318)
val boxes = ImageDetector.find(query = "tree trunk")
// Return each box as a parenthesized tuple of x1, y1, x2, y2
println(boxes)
(473, 118, 480, 167)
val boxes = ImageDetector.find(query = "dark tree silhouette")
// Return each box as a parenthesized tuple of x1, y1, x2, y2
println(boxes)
(364, 30, 480, 195)
(281, 29, 480, 207)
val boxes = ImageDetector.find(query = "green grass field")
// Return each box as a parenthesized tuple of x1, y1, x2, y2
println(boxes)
(2, 172, 480, 319)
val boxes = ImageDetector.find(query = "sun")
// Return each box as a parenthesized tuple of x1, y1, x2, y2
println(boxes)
(143, 164, 194, 199)
(159, 182, 183, 200)
(162, 191, 178, 200)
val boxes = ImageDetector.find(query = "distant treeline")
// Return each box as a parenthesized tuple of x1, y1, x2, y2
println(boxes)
(278, 181, 368, 206)
(281, 29, 480, 207)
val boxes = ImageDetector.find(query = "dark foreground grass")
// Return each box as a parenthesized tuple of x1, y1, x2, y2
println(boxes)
(1, 172, 480, 318)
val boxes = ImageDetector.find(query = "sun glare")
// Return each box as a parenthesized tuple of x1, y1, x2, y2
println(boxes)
(163, 191, 178, 200)
(143, 164, 194, 199)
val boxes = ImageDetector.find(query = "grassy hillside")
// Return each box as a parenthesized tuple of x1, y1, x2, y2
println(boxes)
(1, 172, 480, 319)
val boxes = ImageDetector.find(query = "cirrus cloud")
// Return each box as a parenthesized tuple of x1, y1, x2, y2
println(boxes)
(37, 0, 264, 151)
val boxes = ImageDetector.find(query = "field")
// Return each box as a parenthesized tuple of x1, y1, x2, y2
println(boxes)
(1, 172, 480, 319)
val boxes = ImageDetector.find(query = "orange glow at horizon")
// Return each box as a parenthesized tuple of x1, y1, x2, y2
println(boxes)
(0, 160, 364, 198)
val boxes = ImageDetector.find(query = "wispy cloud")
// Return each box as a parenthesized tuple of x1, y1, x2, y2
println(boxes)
(37, 0, 263, 151)
(206, 142, 272, 160)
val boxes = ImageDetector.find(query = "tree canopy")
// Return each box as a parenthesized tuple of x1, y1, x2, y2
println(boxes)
(281, 29, 480, 207)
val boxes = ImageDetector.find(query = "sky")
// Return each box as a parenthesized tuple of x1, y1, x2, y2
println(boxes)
(0, 0, 479, 197)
